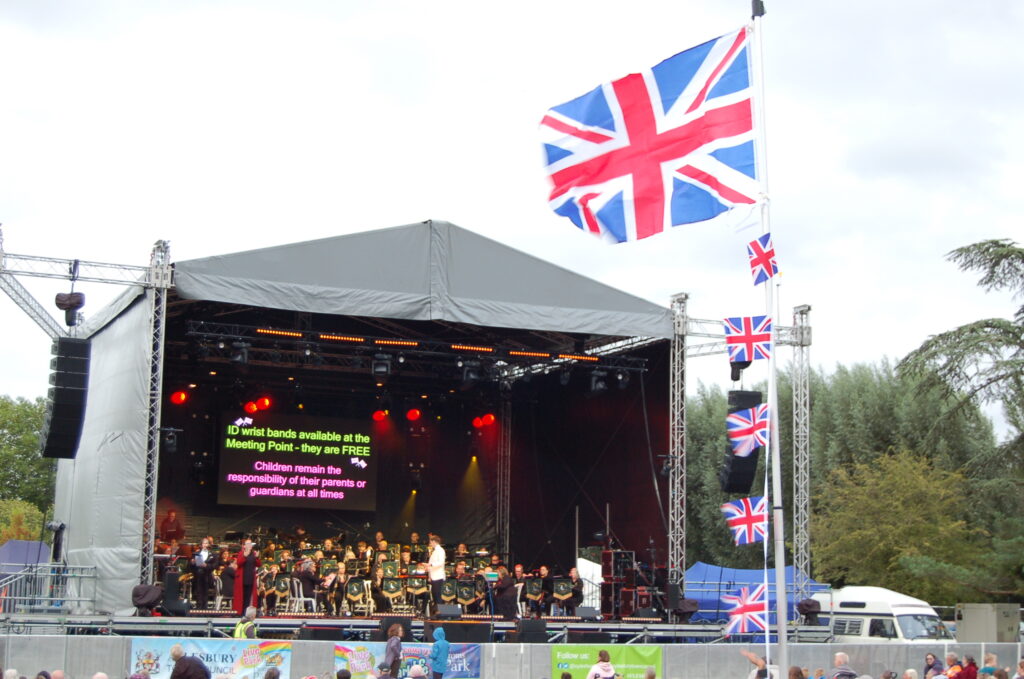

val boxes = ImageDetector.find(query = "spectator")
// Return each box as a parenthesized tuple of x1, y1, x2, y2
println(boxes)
(233, 606, 258, 639)
(644, 668, 657, 679)
(961, 656, 978, 679)
(51, 673, 65, 679)
(993, 671, 1008, 679)
(946, 654, 964, 679)
(830, 653, 858, 679)
(91, 675, 108, 679)
(408, 667, 426, 679)
(5, 671, 18, 679)
(587, 650, 615, 679)
(904, 671, 920, 679)
(980, 655, 998, 677)
(36, 672, 51, 679)
(561, 674, 572, 679)
(336, 672, 352, 679)
(169, 644, 211, 679)
(925, 656, 945, 678)
(383, 624, 403, 677)
(427, 626, 450, 679)
(1013, 660, 1024, 679)
(741, 650, 779, 679)
(789, 669, 804, 679)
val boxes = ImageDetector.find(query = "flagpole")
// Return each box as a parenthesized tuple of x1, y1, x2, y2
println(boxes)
(749, 1, 789, 674)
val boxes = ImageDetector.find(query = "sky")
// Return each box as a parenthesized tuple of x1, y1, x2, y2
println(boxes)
(1, 1, 1021, 434)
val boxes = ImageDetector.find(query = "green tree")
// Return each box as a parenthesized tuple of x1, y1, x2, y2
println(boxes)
(812, 450, 978, 604)
(0, 395, 55, 511)
(898, 238, 1024, 456)
(0, 498, 46, 543)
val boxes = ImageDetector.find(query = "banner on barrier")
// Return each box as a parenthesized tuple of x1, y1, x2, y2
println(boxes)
(129, 637, 292, 679)
(334, 641, 481, 678)
(552, 644, 663, 679)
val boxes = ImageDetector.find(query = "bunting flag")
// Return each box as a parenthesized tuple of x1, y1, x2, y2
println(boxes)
(723, 315, 772, 362)
(747, 232, 778, 285)
(722, 583, 768, 635)
(720, 496, 769, 545)
(726, 403, 770, 457)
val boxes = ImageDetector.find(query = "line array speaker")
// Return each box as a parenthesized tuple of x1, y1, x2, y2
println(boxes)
(40, 337, 91, 459)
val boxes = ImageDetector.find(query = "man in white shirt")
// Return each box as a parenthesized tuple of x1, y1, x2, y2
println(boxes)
(427, 534, 446, 616)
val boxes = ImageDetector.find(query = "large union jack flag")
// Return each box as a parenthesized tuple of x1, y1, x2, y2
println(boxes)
(724, 315, 772, 362)
(720, 496, 768, 545)
(747, 232, 778, 285)
(540, 28, 759, 243)
(722, 583, 768, 635)
(726, 403, 770, 457)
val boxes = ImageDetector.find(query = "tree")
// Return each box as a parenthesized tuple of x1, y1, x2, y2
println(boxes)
(898, 239, 1024, 456)
(811, 450, 978, 604)
(0, 395, 55, 511)
(0, 498, 46, 543)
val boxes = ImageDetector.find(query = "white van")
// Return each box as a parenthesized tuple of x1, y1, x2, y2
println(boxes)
(811, 586, 955, 643)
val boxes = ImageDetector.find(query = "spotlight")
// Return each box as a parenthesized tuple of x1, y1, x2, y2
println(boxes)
(169, 390, 189, 405)
(730, 360, 752, 381)
(230, 342, 250, 365)
(559, 370, 571, 386)
(461, 359, 482, 383)
(55, 291, 86, 327)
(615, 371, 630, 389)
(255, 396, 272, 411)
(472, 417, 484, 429)
(372, 410, 387, 422)
(161, 429, 179, 454)
(372, 354, 392, 378)
(481, 413, 496, 426)
(590, 370, 608, 394)
(406, 408, 422, 422)
(244, 401, 259, 414)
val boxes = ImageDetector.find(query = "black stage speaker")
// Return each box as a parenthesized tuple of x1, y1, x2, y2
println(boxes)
(299, 626, 342, 640)
(576, 606, 600, 621)
(378, 616, 415, 641)
(719, 390, 763, 494)
(636, 607, 659, 619)
(436, 604, 462, 619)
(161, 569, 191, 616)
(568, 631, 611, 643)
(40, 337, 91, 459)
(516, 618, 548, 642)
(426, 621, 490, 643)
(665, 583, 682, 610)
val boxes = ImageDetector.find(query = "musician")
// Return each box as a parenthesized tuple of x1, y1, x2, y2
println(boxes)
(322, 538, 337, 559)
(160, 510, 184, 541)
(233, 538, 261, 615)
(489, 553, 504, 569)
(514, 563, 529, 612)
(318, 565, 341, 616)
(355, 540, 371, 564)
(260, 563, 282, 615)
(374, 539, 390, 567)
(453, 543, 471, 559)
(370, 565, 390, 613)
(399, 549, 414, 575)
(530, 564, 553, 616)
(563, 566, 584, 617)
(409, 532, 426, 562)
(427, 534, 446, 617)
(191, 537, 216, 609)
(217, 550, 236, 605)
(297, 559, 319, 612)
(260, 541, 277, 561)
(278, 549, 295, 573)
(494, 565, 517, 620)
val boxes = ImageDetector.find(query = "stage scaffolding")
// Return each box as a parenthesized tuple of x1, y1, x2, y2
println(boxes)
(665, 293, 813, 610)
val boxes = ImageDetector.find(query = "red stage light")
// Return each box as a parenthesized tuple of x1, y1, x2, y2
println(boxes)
(406, 408, 422, 421)
(243, 401, 259, 414)
(169, 391, 189, 405)
(255, 396, 272, 410)
(471, 417, 483, 429)
(481, 413, 496, 426)
(372, 409, 387, 422)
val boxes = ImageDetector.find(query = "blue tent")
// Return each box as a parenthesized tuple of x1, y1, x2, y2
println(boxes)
(683, 561, 824, 625)
(0, 540, 50, 574)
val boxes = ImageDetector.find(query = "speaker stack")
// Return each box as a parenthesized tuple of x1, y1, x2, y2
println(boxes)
(40, 337, 91, 459)
(718, 390, 763, 493)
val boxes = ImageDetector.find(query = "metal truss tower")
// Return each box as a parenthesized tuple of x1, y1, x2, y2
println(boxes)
(791, 304, 812, 601)
(497, 398, 512, 557)
(667, 294, 688, 587)
(0, 226, 172, 585)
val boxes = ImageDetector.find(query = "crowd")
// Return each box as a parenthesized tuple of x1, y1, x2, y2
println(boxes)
(739, 650, 1024, 679)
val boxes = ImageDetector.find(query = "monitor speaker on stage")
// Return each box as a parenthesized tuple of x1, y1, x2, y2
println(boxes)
(516, 618, 548, 643)
(377, 616, 415, 641)
(568, 631, 611, 643)
(426, 621, 490, 643)
(161, 569, 191, 616)
(299, 626, 341, 641)
(719, 390, 764, 494)
(576, 606, 600, 621)
(40, 337, 91, 459)
(436, 604, 462, 619)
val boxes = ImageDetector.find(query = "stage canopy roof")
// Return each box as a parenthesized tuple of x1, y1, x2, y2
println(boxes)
(172, 220, 673, 340)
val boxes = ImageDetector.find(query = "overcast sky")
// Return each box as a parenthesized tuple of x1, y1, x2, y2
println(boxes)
(1, 1, 1020, 433)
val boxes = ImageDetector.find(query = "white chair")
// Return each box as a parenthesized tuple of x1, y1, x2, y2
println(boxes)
(214, 575, 232, 611)
(515, 582, 526, 617)
(289, 577, 316, 613)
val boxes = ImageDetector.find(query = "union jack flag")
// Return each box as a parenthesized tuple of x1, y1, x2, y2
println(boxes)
(724, 315, 772, 362)
(720, 496, 768, 545)
(747, 232, 778, 285)
(540, 28, 759, 243)
(722, 583, 768, 635)
(726, 403, 769, 457)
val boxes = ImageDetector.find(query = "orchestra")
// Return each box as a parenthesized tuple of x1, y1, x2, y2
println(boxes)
(153, 523, 586, 620)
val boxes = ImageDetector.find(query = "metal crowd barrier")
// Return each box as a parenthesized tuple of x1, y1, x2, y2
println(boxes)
(0, 562, 98, 615)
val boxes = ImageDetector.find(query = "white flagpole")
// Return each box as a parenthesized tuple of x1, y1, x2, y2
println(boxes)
(749, 2, 789, 673)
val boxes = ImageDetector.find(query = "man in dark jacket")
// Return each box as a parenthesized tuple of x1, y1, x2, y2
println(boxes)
(169, 644, 211, 679)
(829, 652, 857, 679)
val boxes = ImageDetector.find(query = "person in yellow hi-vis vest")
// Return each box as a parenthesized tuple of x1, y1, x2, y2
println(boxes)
(233, 606, 258, 639)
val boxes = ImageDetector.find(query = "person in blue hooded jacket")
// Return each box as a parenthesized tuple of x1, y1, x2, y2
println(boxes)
(428, 626, 450, 679)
